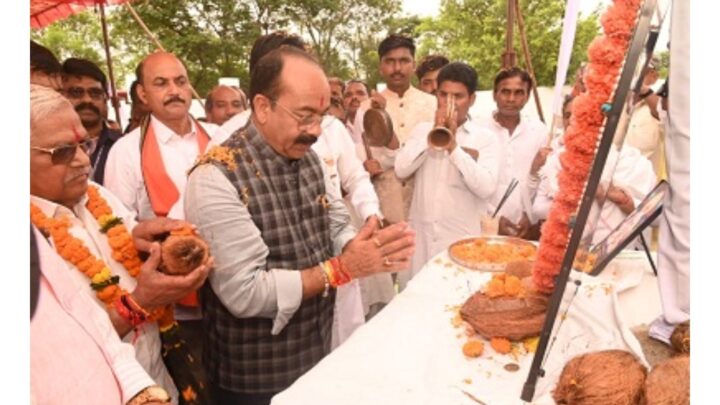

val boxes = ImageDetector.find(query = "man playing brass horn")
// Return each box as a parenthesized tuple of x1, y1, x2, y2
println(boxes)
(395, 62, 500, 287)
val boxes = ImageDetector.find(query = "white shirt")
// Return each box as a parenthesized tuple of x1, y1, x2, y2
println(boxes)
(104, 115, 219, 220)
(31, 185, 179, 403)
(216, 112, 381, 221)
(532, 144, 656, 246)
(479, 112, 547, 223)
(217, 109, 251, 144)
(395, 119, 500, 280)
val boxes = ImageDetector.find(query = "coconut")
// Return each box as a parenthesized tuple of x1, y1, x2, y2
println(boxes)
(644, 355, 689, 405)
(460, 277, 548, 341)
(161, 233, 209, 275)
(553, 350, 646, 405)
(670, 321, 690, 355)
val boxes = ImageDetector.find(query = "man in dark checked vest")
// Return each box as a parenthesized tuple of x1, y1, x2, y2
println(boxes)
(185, 47, 416, 405)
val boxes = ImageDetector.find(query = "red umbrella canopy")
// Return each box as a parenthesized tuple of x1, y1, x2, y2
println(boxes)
(31, 0, 129, 29)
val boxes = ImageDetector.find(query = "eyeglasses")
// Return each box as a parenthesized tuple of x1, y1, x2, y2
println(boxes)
(64, 87, 106, 101)
(31, 139, 93, 165)
(271, 98, 331, 129)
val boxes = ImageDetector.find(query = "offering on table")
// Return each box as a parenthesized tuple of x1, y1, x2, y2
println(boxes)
(670, 321, 690, 354)
(448, 236, 537, 272)
(460, 275, 547, 341)
(553, 350, 646, 405)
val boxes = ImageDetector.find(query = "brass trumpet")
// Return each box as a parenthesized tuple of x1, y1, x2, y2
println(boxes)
(428, 93, 456, 150)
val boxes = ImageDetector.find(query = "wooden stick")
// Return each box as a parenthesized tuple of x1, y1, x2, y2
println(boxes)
(514, 0, 545, 123)
(124, 2, 205, 108)
(99, 3, 121, 128)
(501, 0, 516, 68)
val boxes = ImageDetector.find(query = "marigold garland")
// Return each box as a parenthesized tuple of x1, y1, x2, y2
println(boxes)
(531, 0, 641, 293)
(31, 185, 174, 328)
(194, 145, 239, 171)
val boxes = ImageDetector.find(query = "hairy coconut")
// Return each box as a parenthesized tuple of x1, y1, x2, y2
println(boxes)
(644, 355, 689, 405)
(553, 350, 646, 405)
(161, 233, 209, 275)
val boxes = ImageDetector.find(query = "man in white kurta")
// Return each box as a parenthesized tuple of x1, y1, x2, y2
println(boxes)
(351, 34, 436, 224)
(31, 187, 179, 402)
(29, 85, 209, 403)
(532, 140, 656, 248)
(395, 62, 500, 289)
(104, 53, 219, 221)
(650, 0, 690, 343)
(104, 51, 218, 354)
(479, 68, 548, 238)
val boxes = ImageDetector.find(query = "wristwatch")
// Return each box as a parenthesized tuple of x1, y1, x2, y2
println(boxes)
(127, 385, 171, 405)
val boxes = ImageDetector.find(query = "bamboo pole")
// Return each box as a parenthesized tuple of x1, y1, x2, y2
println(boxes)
(99, 3, 122, 128)
(501, 0, 516, 68)
(514, 0, 545, 123)
(124, 2, 204, 107)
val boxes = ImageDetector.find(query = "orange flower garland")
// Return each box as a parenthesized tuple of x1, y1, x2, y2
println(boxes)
(31, 185, 174, 329)
(531, 0, 641, 293)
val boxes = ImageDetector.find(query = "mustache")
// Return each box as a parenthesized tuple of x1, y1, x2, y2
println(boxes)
(294, 134, 318, 146)
(391, 73, 405, 79)
(75, 102, 100, 115)
(66, 168, 91, 183)
(164, 96, 186, 105)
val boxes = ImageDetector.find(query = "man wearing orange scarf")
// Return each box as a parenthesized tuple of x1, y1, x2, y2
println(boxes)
(105, 51, 219, 364)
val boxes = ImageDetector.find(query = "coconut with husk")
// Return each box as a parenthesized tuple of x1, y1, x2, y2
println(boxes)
(553, 350, 647, 405)
(460, 275, 548, 341)
(160, 226, 210, 275)
(670, 321, 690, 355)
(644, 355, 689, 405)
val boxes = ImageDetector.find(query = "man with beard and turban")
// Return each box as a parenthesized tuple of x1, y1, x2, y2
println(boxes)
(61, 58, 122, 185)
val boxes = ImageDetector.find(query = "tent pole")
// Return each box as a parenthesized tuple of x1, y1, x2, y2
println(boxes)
(99, 3, 122, 128)
(501, 0, 517, 68)
(124, 2, 204, 107)
(514, 0, 545, 123)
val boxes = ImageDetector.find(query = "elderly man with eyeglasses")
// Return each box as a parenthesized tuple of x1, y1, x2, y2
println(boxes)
(184, 46, 415, 405)
(30, 84, 213, 404)
(61, 58, 122, 185)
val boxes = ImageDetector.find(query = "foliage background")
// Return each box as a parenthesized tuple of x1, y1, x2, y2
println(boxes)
(32, 0, 608, 95)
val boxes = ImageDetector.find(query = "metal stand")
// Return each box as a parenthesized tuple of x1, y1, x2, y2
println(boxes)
(639, 233, 658, 276)
(521, 0, 658, 401)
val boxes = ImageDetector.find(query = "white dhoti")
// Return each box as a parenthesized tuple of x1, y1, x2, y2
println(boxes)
(652, 0, 690, 338)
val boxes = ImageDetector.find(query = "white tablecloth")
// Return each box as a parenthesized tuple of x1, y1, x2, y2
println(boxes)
(272, 248, 660, 405)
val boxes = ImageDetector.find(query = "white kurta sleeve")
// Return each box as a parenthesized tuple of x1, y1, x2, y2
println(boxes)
(447, 130, 499, 199)
(104, 130, 143, 216)
(333, 123, 382, 221)
(394, 122, 431, 180)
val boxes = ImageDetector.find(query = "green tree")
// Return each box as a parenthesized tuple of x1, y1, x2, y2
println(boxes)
(277, 0, 402, 80)
(31, 10, 137, 88)
(109, 0, 259, 96)
(417, 0, 600, 90)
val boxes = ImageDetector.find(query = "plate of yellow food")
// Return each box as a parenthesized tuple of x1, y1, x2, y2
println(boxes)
(448, 236, 537, 272)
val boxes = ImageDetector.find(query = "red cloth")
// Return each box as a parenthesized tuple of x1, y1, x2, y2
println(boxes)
(141, 119, 210, 306)
(30, 1, 130, 29)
